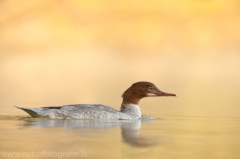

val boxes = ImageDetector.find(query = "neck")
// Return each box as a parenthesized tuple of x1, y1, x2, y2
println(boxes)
(121, 98, 140, 111)
(120, 96, 141, 113)
(120, 103, 141, 119)
(121, 96, 141, 105)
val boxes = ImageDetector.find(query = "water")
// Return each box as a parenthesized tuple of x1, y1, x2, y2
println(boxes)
(1, 116, 240, 159)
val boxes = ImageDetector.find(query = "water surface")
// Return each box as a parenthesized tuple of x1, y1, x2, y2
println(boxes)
(1, 115, 239, 159)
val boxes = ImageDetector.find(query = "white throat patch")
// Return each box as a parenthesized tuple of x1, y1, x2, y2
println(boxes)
(147, 93, 156, 96)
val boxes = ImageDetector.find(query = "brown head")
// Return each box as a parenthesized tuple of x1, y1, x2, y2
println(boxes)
(122, 81, 176, 105)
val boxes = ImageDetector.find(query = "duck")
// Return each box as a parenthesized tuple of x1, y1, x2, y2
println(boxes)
(14, 81, 176, 120)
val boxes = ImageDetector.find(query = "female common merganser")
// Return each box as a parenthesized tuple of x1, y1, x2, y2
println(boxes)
(14, 81, 176, 120)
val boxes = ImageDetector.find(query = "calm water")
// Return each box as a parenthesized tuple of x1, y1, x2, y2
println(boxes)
(0, 116, 240, 159)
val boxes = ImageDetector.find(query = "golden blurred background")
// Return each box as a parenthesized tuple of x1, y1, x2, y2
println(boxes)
(1, 0, 240, 117)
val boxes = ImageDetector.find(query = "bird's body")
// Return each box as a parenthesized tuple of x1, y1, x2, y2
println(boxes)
(15, 104, 141, 120)
(15, 81, 176, 120)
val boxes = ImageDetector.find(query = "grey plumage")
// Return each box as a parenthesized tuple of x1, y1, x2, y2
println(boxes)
(14, 104, 143, 120)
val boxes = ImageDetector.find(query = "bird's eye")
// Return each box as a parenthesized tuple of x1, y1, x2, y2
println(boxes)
(147, 86, 152, 90)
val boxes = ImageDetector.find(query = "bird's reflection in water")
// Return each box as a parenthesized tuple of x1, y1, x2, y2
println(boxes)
(18, 119, 157, 147)
(120, 120, 157, 147)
